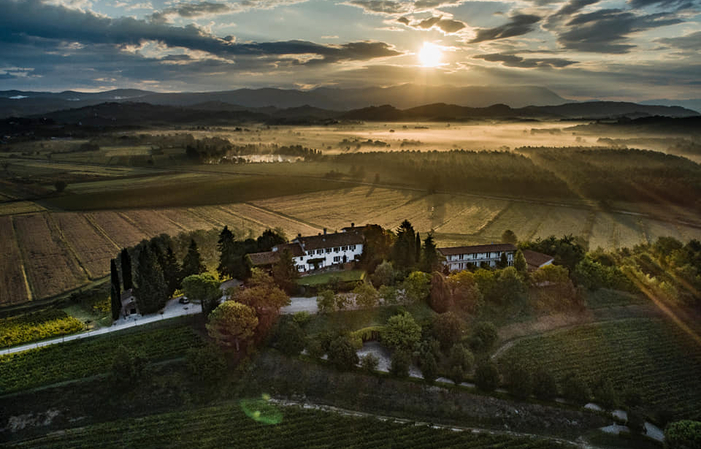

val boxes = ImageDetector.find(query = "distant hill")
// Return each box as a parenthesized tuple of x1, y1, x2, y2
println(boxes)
(640, 99, 701, 115)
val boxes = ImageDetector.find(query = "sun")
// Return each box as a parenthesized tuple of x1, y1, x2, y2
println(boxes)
(418, 42, 442, 67)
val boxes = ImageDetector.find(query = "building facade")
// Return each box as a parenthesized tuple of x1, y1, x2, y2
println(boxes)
(438, 243, 516, 271)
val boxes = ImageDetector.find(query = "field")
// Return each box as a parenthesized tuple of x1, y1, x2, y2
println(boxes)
(86, 211, 147, 249)
(0, 309, 84, 348)
(495, 318, 701, 420)
(0, 321, 203, 394)
(0, 201, 45, 216)
(13, 214, 87, 299)
(53, 213, 117, 279)
(6, 401, 570, 449)
(297, 269, 366, 286)
(0, 216, 30, 305)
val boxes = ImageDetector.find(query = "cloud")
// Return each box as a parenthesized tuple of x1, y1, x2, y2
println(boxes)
(0, 0, 401, 64)
(397, 15, 466, 33)
(655, 30, 701, 50)
(346, 0, 407, 14)
(474, 53, 577, 68)
(150, 2, 231, 23)
(557, 9, 683, 53)
(469, 14, 541, 43)
(628, 0, 698, 10)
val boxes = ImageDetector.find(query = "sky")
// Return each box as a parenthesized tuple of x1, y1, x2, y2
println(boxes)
(0, 0, 699, 100)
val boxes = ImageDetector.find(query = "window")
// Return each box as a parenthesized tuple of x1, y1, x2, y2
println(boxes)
(334, 247, 340, 252)
(349, 245, 356, 250)
(325, 248, 332, 253)
(333, 256, 341, 262)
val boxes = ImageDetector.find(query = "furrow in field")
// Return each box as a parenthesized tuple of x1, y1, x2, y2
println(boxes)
(0, 216, 30, 305)
(120, 209, 186, 238)
(86, 211, 147, 249)
(53, 212, 116, 279)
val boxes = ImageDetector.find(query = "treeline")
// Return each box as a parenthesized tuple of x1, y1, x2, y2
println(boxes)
(186, 139, 324, 163)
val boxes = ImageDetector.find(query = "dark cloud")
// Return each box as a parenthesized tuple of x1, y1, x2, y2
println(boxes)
(0, 0, 401, 64)
(408, 15, 466, 33)
(474, 53, 577, 68)
(628, 0, 698, 10)
(544, 0, 600, 29)
(397, 16, 410, 24)
(150, 2, 231, 23)
(557, 9, 683, 53)
(469, 14, 541, 43)
(655, 31, 701, 50)
(346, 0, 406, 14)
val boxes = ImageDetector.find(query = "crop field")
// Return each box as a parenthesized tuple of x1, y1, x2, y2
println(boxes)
(531, 206, 593, 241)
(13, 214, 86, 299)
(8, 401, 570, 449)
(156, 208, 218, 231)
(495, 318, 701, 420)
(433, 198, 508, 234)
(0, 201, 45, 216)
(67, 172, 209, 194)
(0, 309, 84, 348)
(0, 216, 30, 305)
(0, 323, 203, 394)
(120, 209, 187, 237)
(52, 213, 117, 279)
(86, 211, 147, 249)
(221, 203, 322, 237)
(589, 212, 645, 250)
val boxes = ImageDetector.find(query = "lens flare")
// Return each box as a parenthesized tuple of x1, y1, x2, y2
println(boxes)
(418, 42, 442, 67)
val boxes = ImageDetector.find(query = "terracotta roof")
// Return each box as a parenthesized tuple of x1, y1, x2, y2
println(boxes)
(295, 230, 364, 251)
(438, 243, 516, 256)
(523, 249, 554, 271)
(248, 243, 304, 266)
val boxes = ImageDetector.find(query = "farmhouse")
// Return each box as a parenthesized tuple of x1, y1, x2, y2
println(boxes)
(523, 249, 555, 271)
(248, 225, 364, 274)
(120, 288, 139, 318)
(438, 243, 516, 271)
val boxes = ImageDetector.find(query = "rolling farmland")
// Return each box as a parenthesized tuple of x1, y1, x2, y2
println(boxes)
(0, 216, 30, 305)
(7, 402, 571, 449)
(86, 211, 148, 249)
(0, 201, 45, 216)
(53, 213, 116, 279)
(13, 214, 86, 299)
(495, 318, 701, 420)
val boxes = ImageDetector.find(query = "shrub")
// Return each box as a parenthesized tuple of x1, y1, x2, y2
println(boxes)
(474, 360, 500, 392)
(532, 368, 558, 400)
(503, 363, 533, 399)
(305, 338, 325, 359)
(276, 321, 307, 356)
(382, 312, 421, 352)
(360, 354, 380, 373)
(419, 351, 438, 384)
(327, 336, 359, 371)
(431, 312, 464, 351)
(390, 349, 412, 378)
(354, 283, 379, 308)
(592, 377, 618, 409)
(379, 285, 398, 305)
(447, 344, 474, 384)
(292, 311, 311, 327)
(317, 290, 336, 313)
(469, 322, 498, 353)
(111, 345, 147, 388)
(665, 420, 701, 449)
(562, 374, 591, 404)
(186, 344, 227, 385)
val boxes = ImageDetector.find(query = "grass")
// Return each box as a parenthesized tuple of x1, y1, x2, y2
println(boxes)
(584, 289, 647, 309)
(6, 400, 572, 449)
(297, 269, 366, 286)
(495, 318, 701, 421)
(304, 302, 435, 335)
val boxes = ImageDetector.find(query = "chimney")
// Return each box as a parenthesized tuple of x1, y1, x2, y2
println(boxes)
(297, 233, 301, 238)
(323, 228, 327, 235)
(351, 222, 355, 228)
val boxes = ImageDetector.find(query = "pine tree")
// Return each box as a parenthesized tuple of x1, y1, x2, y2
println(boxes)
(110, 259, 122, 321)
(161, 246, 181, 297)
(217, 226, 237, 279)
(135, 245, 168, 314)
(272, 249, 299, 294)
(415, 232, 421, 265)
(120, 248, 133, 290)
(181, 239, 206, 279)
(391, 220, 417, 269)
(421, 233, 440, 272)
(514, 249, 528, 275)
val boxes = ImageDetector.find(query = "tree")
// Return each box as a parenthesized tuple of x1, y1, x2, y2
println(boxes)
(306, 338, 325, 359)
(233, 269, 290, 337)
(419, 351, 438, 384)
(317, 289, 336, 313)
(121, 248, 133, 290)
(276, 321, 306, 356)
(186, 344, 227, 386)
(470, 321, 498, 353)
(533, 368, 558, 400)
(111, 345, 146, 387)
(592, 377, 618, 409)
(448, 344, 474, 384)
(161, 246, 181, 298)
(497, 252, 509, 269)
(421, 234, 441, 272)
(257, 228, 287, 252)
(382, 312, 422, 351)
(182, 273, 221, 317)
(359, 225, 394, 272)
(431, 312, 464, 351)
(217, 226, 238, 279)
(448, 271, 482, 313)
(415, 232, 422, 265)
(562, 374, 591, 404)
(327, 335, 359, 370)
(371, 260, 395, 287)
(475, 360, 500, 392)
(501, 229, 518, 245)
(390, 349, 412, 378)
(391, 220, 417, 269)
(206, 301, 258, 351)
(514, 250, 528, 275)
(402, 271, 430, 303)
(54, 180, 67, 193)
(181, 239, 206, 279)
(134, 245, 168, 314)
(491, 267, 526, 305)
(429, 271, 452, 313)
(354, 282, 379, 308)
(503, 363, 533, 399)
(110, 259, 122, 321)
(360, 353, 380, 373)
(272, 249, 299, 294)
(665, 420, 701, 449)
(379, 285, 398, 305)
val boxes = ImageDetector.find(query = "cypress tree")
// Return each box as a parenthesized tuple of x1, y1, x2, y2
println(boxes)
(110, 259, 122, 321)
(391, 220, 417, 269)
(217, 226, 237, 279)
(120, 248, 133, 290)
(135, 245, 168, 314)
(421, 234, 440, 273)
(162, 246, 181, 297)
(514, 249, 528, 275)
(181, 239, 206, 279)
(415, 232, 422, 265)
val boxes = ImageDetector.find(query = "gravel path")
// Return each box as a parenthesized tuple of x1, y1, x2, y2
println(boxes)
(281, 297, 319, 314)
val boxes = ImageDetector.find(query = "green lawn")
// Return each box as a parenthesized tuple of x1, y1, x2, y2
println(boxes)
(304, 302, 435, 335)
(296, 269, 366, 286)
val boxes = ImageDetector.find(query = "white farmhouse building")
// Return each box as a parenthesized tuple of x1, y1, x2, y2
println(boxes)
(248, 226, 364, 274)
(438, 243, 516, 271)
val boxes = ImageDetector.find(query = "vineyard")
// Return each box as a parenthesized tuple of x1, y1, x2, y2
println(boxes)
(7, 401, 571, 449)
(0, 309, 84, 349)
(0, 323, 203, 394)
(495, 318, 701, 420)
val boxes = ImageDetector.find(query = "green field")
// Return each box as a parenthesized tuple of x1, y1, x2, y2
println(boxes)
(495, 318, 701, 420)
(0, 309, 84, 349)
(297, 269, 366, 286)
(0, 320, 202, 394)
(6, 401, 570, 449)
